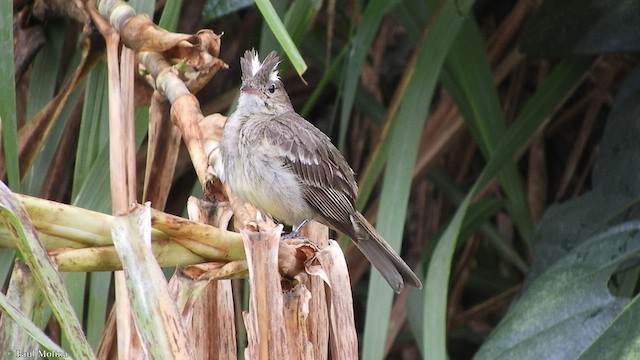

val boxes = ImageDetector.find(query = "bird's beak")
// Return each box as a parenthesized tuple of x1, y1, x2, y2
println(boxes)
(240, 83, 259, 95)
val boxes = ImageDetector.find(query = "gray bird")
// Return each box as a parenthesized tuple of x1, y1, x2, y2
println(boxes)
(218, 50, 422, 293)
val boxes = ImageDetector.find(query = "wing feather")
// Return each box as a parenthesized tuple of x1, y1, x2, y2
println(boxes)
(257, 111, 358, 232)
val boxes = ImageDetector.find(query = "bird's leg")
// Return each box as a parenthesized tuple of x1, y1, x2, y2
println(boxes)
(292, 219, 309, 233)
(282, 219, 309, 239)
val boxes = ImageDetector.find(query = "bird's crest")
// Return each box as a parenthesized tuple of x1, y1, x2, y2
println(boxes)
(240, 50, 280, 85)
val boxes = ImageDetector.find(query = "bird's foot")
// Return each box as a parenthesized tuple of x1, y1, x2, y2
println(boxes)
(282, 219, 309, 239)
(282, 232, 307, 240)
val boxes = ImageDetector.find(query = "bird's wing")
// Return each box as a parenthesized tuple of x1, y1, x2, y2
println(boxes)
(257, 111, 359, 235)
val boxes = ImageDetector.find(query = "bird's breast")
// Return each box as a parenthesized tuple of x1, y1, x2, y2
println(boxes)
(224, 146, 312, 226)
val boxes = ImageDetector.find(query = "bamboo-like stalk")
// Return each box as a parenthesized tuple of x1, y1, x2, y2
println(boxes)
(99, 14, 144, 356)
(243, 226, 290, 359)
(143, 93, 181, 210)
(283, 285, 314, 359)
(94, 5, 195, 355)
(170, 196, 237, 359)
(316, 241, 359, 358)
(301, 222, 330, 359)
(0, 194, 245, 271)
(94, 0, 226, 186)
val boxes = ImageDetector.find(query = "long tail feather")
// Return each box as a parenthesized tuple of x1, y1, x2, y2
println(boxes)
(350, 212, 422, 293)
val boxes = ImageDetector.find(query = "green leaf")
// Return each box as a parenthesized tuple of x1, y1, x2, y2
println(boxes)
(61, 271, 87, 352)
(73, 106, 149, 212)
(203, 0, 254, 23)
(424, 58, 592, 359)
(350, 0, 428, 208)
(526, 64, 640, 283)
(255, 0, 307, 76)
(260, 0, 320, 73)
(442, 18, 533, 242)
(25, 21, 66, 121)
(520, 0, 640, 56)
(71, 106, 149, 349)
(282, 0, 321, 46)
(337, 0, 400, 150)
(361, 0, 476, 358)
(258, 0, 286, 57)
(300, 46, 347, 118)
(0, 0, 19, 192)
(577, 294, 640, 360)
(70, 49, 150, 350)
(63, 62, 111, 352)
(159, 0, 183, 31)
(86, 272, 111, 349)
(23, 89, 81, 196)
(0, 249, 15, 286)
(0, 292, 69, 358)
(427, 167, 528, 273)
(23, 22, 82, 196)
(73, 62, 110, 198)
(475, 223, 639, 359)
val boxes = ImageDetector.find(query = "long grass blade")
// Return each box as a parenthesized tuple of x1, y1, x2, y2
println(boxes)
(158, 0, 183, 30)
(362, 0, 476, 359)
(255, 0, 307, 76)
(0, 0, 19, 192)
(0, 182, 95, 358)
(73, 62, 110, 197)
(337, 0, 400, 150)
(442, 19, 533, 243)
(428, 167, 528, 273)
(0, 259, 48, 354)
(0, 292, 69, 357)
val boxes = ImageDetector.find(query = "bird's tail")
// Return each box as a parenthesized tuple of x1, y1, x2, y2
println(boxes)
(350, 212, 422, 293)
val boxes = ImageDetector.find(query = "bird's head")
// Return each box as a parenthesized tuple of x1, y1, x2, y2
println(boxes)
(238, 50, 293, 115)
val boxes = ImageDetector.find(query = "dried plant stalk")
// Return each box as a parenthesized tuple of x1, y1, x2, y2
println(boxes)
(283, 285, 314, 359)
(143, 93, 181, 209)
(170, 197, 237, 359)
(316, 241, 359, 359)
(302, 222, 330, 359)
(242, 226, 290, 360)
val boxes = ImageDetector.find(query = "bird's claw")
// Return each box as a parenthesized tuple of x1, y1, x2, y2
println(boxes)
(281, 219, 310, 239)
(282, 231, 307, 240)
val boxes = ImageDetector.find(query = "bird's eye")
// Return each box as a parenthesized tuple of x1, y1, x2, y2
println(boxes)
(268, 84, 276, 93)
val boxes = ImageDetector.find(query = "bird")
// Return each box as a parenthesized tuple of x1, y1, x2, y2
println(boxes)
(218, 49, 422, 293)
